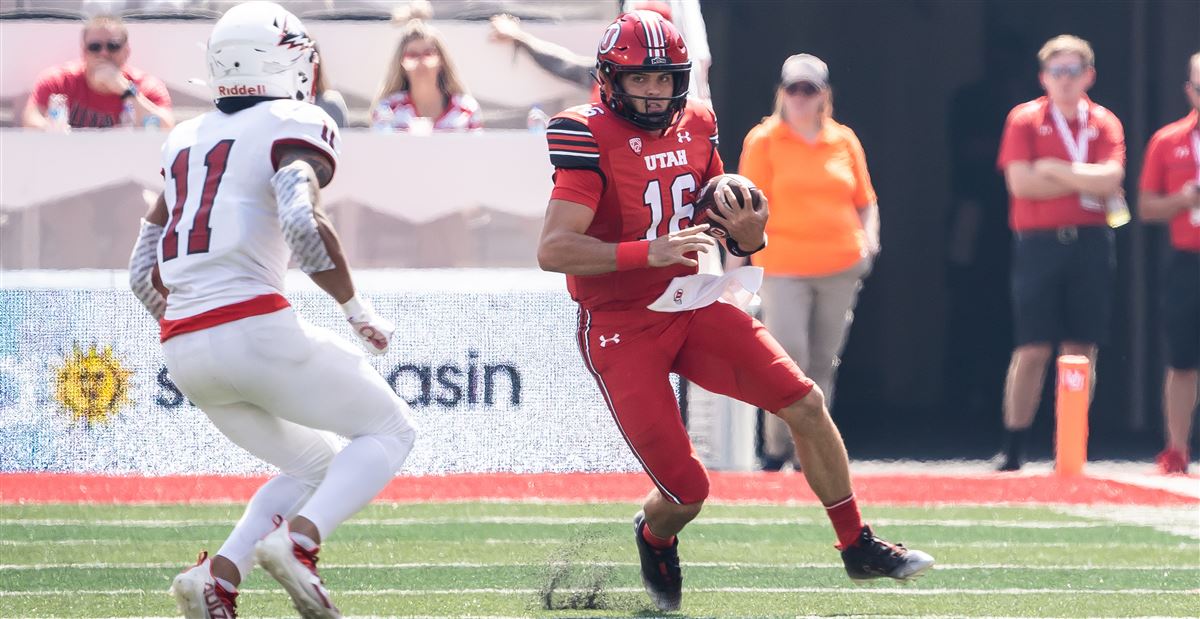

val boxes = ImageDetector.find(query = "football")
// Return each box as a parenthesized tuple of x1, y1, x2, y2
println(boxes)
(692, 174, 764, 238)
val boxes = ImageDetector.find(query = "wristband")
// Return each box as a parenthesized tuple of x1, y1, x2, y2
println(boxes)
(726, 234, 767, 257)
(615, 240, 651, 271)
(340, 294, 368, 319)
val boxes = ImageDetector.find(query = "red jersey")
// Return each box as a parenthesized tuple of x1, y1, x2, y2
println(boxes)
(28, 61, 171, 128)
(997, 96, 1125, 231)
(1140, 110, 1200, 252)
(547, 100, 724, 311)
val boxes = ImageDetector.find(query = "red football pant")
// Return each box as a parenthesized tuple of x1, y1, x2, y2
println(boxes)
(576, 302, 814, 505)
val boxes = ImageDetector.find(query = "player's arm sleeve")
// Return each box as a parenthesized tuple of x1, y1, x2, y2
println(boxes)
(547, 115, 605, 208)
(273, 150, 336, 274)
(128, 194, 168, 320)
(269, 105, 341, 186)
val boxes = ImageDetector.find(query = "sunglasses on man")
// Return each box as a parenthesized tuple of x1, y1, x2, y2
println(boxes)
(86, 40, 125, 54)
(785, 81, 822, 97)
(1044, 64, 1086, 79)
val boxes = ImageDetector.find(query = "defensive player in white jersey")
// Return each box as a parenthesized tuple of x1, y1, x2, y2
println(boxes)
(127, 3, 416, 618)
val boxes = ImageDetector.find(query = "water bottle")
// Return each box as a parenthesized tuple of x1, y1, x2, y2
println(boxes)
(372, 102, 394, 133)
(526, 105, 549, 133)
(119, 98, 136, 127)
(47, 94, 70, 132)
(1104, 194, 1131, 229)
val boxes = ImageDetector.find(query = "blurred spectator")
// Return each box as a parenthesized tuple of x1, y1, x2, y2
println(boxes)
(488, 13, 594, 90)
(994, 35, 1126, 471)
(738, 54, 879, 471)
(488, 1, 710, 105)
(313, 43, 348, 128)
(22, 14, 173, 130)
(943, 30, 1032, 444)
(1139, 51, 1200, 475)
(371, 19, 481, 132)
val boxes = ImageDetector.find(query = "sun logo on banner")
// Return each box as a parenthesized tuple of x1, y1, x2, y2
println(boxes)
(54, 345, 132, 424)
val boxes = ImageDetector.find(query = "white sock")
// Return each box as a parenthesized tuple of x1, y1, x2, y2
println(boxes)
(217, 475, 316, 577)
(297, 434, 411, 538)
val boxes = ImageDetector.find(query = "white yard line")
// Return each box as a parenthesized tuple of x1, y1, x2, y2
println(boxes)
(1, 561, 1196, 571)
(0, 516, 1129, 528)
(1055, 505, 1200, 540)
(0, 587, 1195, 597)
(2, 538, 1195, 549)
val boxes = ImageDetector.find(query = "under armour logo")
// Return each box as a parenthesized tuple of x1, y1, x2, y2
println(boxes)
(677, 131, 692, 143)
(1174, 146, 1191, 159)
(599, 333, 621, 347)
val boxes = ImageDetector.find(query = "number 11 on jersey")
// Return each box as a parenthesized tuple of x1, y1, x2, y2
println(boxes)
(162, 139, 235, 261)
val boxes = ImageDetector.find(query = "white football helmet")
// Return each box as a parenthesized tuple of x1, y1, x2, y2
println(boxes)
(206, 1, 318, 104)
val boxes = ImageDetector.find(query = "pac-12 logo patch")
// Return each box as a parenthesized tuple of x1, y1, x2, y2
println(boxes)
(629, 137, 643, 154)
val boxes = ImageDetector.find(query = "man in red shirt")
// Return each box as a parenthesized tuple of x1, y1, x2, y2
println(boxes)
(994, 35, 1126, 471)
(537, 11, 932, 612)
(22, 14, 173, 130)
(1140, 52, 1200, 474)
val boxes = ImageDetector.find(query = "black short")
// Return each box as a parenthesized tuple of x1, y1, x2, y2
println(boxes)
(1011, 226, 1115, 346)
(1163, 249, 1200, 370)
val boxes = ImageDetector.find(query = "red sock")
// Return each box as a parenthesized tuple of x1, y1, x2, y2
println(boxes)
(641, 522, 677, 549)
(824, 493, 864, 549)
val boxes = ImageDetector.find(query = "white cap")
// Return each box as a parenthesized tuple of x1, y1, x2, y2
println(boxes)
(781, 53, 829, 88)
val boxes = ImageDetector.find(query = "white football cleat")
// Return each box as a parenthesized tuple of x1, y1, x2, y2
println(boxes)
(168, 551, 238, 619)
(254, 518, 341, 619)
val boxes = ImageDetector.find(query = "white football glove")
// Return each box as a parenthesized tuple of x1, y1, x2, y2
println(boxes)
(340, 295, 394, 355)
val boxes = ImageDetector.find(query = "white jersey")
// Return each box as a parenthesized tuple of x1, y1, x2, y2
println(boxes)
(157, 99, 340, 321)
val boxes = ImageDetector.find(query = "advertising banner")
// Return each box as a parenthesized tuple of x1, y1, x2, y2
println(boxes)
(0, 270, 647, 475)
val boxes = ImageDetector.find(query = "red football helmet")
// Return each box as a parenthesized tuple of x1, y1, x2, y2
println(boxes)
(595, 11, 691, 131)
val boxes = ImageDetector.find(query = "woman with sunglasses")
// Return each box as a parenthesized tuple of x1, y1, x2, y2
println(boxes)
(370, 19, 481, 133)
(23, 14, 173, 130)
(738, 54, 880, 472)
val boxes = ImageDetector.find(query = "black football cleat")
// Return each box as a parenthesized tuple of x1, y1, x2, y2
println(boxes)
(840, 525, 935, 581)
(633, 511, 682, 611)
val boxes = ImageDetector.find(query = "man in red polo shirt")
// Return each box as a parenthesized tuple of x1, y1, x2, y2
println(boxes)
(994, 35, 1126, 471)
(1140, 52, 1200, 474)
(22, 14, 173, 130)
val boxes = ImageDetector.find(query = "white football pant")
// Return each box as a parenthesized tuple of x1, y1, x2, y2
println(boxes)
(162, 308, 416, 578)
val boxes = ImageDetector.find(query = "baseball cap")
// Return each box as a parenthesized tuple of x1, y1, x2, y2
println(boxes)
(781, 53, 829, 88)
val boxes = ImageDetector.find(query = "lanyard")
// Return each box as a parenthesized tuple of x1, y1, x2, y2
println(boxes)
(1191, 130, 1200, 226)
(1049, 100, 1090, 163)
(1191, 129, 1199, 184)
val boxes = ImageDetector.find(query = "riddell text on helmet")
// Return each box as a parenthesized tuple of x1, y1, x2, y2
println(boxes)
(217, 84, 268, 96)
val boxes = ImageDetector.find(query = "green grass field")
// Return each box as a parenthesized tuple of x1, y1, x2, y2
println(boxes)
(1, 501, 1196, 618)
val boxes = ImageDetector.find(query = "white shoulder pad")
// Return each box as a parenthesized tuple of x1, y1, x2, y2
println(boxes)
(268, 100, 341, 178)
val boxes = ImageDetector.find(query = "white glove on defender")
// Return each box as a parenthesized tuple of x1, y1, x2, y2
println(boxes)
(340, 295, 394, 355)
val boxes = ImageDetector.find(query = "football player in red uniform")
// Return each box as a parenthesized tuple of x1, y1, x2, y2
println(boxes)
(537, 11, 934, 612)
